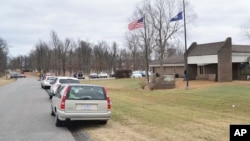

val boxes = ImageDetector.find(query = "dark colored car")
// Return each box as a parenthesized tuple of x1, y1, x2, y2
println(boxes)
(74, 72, 85, 79)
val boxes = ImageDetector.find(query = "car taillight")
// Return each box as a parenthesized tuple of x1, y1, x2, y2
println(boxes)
(104, 87, 111, 110)
(60, 86, 69, 110)
(107, 97, 111, 110)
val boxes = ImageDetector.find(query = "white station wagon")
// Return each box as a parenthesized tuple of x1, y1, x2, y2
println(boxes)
(50, 84, 111, 127)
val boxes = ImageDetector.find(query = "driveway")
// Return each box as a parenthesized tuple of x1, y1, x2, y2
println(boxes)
(0, 78, 75, 141)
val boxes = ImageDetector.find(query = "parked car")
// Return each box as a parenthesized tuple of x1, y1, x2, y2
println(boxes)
(10, 73, 26, 78)
(49, 77, 80, 99)
(89, 73, 99, 79)
(141, 71, 152, 77)
(98, 72, 108, 78)
(74, 72, 85, 79)
(50, 83, 111, 127)
(131, 71, 143, 78)
(41, 76, 57, 89)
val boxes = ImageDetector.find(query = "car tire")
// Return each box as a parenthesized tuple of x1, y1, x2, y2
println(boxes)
(99, 120, 108, 125)
(50, 106, 55, 116)
(55, 114, 63, 127)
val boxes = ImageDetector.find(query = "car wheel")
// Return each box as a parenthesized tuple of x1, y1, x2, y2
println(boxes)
(55, 114, 63, 127)
(50, 106, 55, 116)
(99, 120, 108, 125)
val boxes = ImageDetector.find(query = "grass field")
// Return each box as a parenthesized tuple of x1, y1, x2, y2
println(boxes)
(81, 78, 250, 141)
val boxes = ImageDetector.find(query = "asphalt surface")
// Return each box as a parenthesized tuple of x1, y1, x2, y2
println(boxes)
(0, 78, 76, 141)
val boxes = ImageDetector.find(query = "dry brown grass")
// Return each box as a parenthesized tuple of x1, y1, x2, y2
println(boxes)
(82, 78, 250, 141)
(0, 77, 15, 87)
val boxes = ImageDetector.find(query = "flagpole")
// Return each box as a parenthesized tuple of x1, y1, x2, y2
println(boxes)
(143, 15, 149, 83)
(183, 0, 189, 89)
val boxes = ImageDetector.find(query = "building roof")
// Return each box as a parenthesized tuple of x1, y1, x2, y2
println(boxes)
(188, 42, 225, 56)
(189, 41, 250, 56)
(164, 55, 184, 64)
(150, 55, 184, 66)
(232, 45, 250, 53)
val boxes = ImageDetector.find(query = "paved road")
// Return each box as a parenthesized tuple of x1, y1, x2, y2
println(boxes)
(0, 78, 75, 141)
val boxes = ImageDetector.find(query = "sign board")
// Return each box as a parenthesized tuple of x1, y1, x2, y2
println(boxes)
(162, 74, 175, 85)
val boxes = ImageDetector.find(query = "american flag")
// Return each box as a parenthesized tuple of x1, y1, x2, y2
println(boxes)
(128, 17, 144, 31)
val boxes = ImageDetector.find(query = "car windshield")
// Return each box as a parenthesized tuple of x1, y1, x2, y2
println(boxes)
(59, 79, 80, 84)
(67, 86, 106, 100)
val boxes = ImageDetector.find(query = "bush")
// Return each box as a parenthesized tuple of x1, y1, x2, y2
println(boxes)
(114, 69, 132, 78)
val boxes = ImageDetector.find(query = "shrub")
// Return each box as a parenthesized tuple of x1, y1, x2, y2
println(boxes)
(114, 69, 132, 78)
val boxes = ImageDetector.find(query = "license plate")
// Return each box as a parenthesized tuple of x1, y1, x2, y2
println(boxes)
(81, 104, 97, 110)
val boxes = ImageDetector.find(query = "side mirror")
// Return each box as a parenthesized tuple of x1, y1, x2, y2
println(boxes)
(50, 92, 55, 97)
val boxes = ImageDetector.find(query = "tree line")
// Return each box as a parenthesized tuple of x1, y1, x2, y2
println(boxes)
(6, 30, 153, 76)
(3, 30, 183, 77)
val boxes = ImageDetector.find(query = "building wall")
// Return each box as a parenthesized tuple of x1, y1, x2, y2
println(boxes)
(205, 64, 217, 74)
(175, 66, 185, 77)
(232, 52, 250, 62)
(217, 37, 232, 82)
(188, 64, 197, 80)
(188, 55, 218, 64)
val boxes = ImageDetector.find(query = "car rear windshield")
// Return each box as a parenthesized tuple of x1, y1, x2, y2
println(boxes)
(67, 86, 106, 100)
(59, 79, 80, 84)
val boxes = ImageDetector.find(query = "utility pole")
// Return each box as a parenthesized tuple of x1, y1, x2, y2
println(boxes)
(143, 15, 149, 83)
(183, 0, 189, 89)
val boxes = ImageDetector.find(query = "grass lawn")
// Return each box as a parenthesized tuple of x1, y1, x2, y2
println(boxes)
(81, 78, 250, 141)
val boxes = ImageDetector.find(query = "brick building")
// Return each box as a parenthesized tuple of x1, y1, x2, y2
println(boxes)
(149, 37, 250, 82)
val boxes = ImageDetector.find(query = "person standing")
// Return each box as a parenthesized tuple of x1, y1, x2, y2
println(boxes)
(183, 70, 187, 81)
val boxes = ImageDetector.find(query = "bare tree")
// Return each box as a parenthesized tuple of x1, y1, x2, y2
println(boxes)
(128, 0, 195, 77)
(32, 41, 50, 74)
(126, 33, 143, 70)
(109, 42, 118, 73)
(0, 37, 8, 76)
(67, 39, 77, 76)
(50, 30, 63, 75)
(92, 42, 109, 73)
(75, 40, 92, 74)
(60, 38, 73, 76)
(241, 20, 250, 40)
(147, 0, 183, 75)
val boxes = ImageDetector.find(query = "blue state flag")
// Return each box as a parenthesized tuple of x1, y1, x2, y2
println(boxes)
(170, 12, 183, 22)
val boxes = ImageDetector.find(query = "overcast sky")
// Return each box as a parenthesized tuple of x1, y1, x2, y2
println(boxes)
(1, 0, 250, 57)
